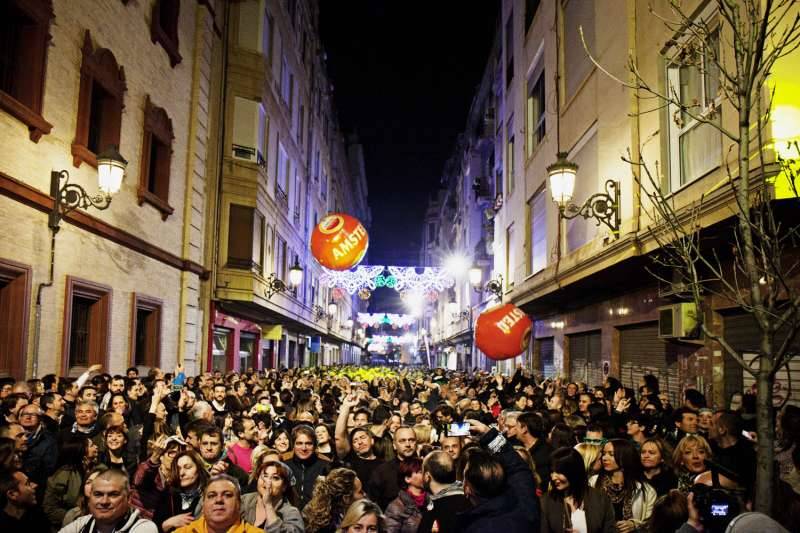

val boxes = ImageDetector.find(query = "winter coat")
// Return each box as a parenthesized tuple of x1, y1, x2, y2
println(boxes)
(539, 487, 616, 533)
(588, 475, 657, 529)
(281, 452, 332, 509)
(384, 490, 425, 533)
(43, 467, 83, 529)
(130, 459, 169, 520)
(453, 430, 540, 533)
(418, 482, 470, 533)
(57, 508, 158, 533)
(240, 493, 304, 533)
(174, 516, 265, 533)
(22, 425, 59, 492)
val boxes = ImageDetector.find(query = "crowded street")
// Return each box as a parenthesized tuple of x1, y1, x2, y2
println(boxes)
(1, 0, 800, 531)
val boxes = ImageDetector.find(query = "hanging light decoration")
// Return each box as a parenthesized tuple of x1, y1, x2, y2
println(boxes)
(358, 287, 372, 300)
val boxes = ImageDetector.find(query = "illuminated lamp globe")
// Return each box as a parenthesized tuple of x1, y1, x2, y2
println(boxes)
(345, 319, 354, 328)
(327, 300, 338, 316)
(468, 266, 483, 287)
(547, 152, 579, 207)
(288, 258, 304, 287)
(475, 303, 533, 360)
(96, 145, 128, 195)
(444, 254, 470, 278)
(310, 213, 369, 270)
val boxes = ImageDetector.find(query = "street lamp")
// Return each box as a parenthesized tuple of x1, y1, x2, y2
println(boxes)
(265, 258, 303, 298)
(49, 145, 128, 231)
(327, 299, 338, 317)
(547, 151, 621, 237)
(468, 266, 483, 288)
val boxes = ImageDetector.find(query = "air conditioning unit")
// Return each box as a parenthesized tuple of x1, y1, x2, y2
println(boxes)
(658, 303, 699, 338)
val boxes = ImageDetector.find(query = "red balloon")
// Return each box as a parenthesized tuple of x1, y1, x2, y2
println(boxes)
(475, 303, 533, 360)
(310, 213, 369, 270)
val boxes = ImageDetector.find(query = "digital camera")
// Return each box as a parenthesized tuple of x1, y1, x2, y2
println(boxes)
(691, 483, 739, 532)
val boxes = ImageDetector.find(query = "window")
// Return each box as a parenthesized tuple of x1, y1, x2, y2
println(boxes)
(563, 0, 595, 101)
(62, 277, 111, 374)
(254, 211, 265, 273)
(274, 234, 287, 280)
(280, 55, 291, 106)
(226, 204, 259, 270)
(276, 142, 289, 203)
(321, 171, 328, 201)
(526, 61, 546, 157)
(72, 31, 126, 169)
(151, 0, 181, 67)
(138, 96, 175, 219)
(505, 224, 515, 287)
(667, 27, 722, 189)
(428, 222, 436, 242)
(298, 104, 304, 143)
(0, 0, 53, 142)
(232, 97, 267, 167)
(505, 12, 514, 88)
(506, 116, 515, 195)
(212, 328, 230, 372)
(525, 0, 540, 34)
(131, 294, 162, 367)
(0, 259, 31, 379)
(239, 332, 257, 371)
(528, 188, 547, 275)
(293, 172, 302, 226)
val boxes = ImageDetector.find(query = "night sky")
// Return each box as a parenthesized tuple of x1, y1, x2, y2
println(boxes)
(319, 1, 500, 268)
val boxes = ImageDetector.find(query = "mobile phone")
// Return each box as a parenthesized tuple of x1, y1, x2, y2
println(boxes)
(741, 430, 755, 441)
(448, 422, 470, 437)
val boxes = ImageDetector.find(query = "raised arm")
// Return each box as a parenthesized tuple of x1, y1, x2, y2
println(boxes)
(335, 393, 359, 458)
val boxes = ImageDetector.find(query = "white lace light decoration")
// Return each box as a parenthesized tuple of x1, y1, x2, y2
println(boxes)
(368, 334, 418, 345)
(357, 313, 417, 328)
(388, 266, 455, 293)
(320, 265, 385, 294)
(320, 265, 455, 295)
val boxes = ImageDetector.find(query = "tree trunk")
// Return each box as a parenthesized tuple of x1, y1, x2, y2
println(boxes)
(754, 368, 775, 513)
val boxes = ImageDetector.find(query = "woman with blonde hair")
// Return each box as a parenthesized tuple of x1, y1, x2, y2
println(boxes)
(303, 467, 365, 533)
(574, 442, 602, 475)
(412, 423, 431, 445)
(337, 499, 386, 533)
(672, 434, 738, 493)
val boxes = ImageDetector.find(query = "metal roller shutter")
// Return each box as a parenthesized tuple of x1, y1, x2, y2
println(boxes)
(723, 313, 800, 406)
(569, 331, 602, 387)
(619, 322, 684, 406)
(539, 337, 555, 378)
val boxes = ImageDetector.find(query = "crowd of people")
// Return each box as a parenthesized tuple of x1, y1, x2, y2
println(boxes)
(0, 363, 798, 533)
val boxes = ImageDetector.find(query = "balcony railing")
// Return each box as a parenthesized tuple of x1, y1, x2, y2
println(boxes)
(276, 186, 288, 208)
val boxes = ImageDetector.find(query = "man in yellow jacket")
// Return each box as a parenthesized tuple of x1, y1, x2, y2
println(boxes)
(175, 474, 263, 533)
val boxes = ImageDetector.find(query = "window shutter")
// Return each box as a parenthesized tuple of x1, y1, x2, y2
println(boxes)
(232, 96, 261, 163)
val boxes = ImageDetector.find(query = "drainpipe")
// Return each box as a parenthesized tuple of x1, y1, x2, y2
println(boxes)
(628, 0, 642, 236)
(32, 227, 57, 378)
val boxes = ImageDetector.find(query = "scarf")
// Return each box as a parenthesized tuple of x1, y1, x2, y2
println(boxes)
(179, 486, 202, 511)
(407, 488, 426, 508)
(599, 475, 634, 520)
(72, 422, 96, 435)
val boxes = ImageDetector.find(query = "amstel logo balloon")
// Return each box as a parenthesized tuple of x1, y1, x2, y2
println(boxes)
(475, 303, 533, 360)
(310, 213, 369, 270)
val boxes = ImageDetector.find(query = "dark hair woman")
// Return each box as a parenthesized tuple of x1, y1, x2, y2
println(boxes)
(240, 460, 304, 531)
(153, 449, 209, 532)
(590, 438, 657, 532)
(97, 424, 137, 473)
(43, 435, 97, 529)
(384, 457, 426, 533)
(541, 447, 615, 533)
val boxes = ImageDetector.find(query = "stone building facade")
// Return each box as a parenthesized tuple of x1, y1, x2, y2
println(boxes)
(0, 0, 222, 377)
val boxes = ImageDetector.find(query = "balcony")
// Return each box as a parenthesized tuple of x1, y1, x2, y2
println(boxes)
(276, 186, 289, 209)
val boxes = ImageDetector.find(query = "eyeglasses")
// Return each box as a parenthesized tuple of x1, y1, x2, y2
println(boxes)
(19, 412, 39, 418)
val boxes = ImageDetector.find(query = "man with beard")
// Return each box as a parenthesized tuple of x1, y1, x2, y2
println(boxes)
(515, 412, 552, 484)
(368, 426, 418, 509)
(40, 392, 65, 433)
(210, 384, 229, 426)
(335, 394, 385, 488)
(418, 451, 470, 533)
(0, 470, 50, 529)
(99, 375, 126, 411)
(197, 426, 250, 489)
